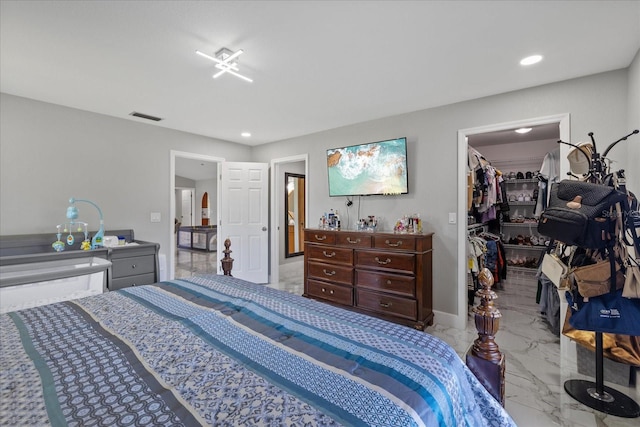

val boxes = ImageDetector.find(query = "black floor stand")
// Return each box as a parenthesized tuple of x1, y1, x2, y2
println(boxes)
(564, 332, 640, 418)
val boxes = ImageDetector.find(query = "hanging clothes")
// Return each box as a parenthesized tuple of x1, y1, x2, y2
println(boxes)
(534, 147, 560, 217)
(467, 229, 506, 287)
(467, 231, 488, 306)
(482, 236, 506, 288)
(468, 146, 506, 223)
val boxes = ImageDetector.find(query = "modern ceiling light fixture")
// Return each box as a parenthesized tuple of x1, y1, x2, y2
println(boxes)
(196, 47, 253, 83)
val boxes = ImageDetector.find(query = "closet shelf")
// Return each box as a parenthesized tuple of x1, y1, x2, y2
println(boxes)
(504, 179, 538, 184)
(508, 201, 536, 206)
(502, 222, 538, 227)
(503, 243, 546, 251)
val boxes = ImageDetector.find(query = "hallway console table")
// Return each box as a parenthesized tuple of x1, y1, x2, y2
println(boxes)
(303, 228, 433, 330)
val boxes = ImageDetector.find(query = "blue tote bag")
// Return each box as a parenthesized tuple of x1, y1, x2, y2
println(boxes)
(566, 290, 640, 336)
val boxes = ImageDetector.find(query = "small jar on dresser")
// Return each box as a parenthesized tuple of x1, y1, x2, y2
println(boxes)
(303, 228, 434, 330)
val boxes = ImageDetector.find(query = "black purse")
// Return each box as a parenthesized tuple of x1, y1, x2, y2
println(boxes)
(538, 180, 627, 249)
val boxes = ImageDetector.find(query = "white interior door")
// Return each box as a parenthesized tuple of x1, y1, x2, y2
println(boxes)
(181, 189, 193, 226)
(218, 162, 269, 283)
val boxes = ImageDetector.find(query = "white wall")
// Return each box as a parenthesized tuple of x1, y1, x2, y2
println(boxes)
(1, 67, 634, 319)
(252, 69, 631, 317)
(0, 93, 251, 264)
(628, 49, 640, 195)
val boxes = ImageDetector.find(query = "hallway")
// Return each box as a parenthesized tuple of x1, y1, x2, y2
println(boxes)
(175, 247, 303, 293)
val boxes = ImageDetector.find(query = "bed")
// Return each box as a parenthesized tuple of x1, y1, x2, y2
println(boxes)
(1, 271, 515, 426)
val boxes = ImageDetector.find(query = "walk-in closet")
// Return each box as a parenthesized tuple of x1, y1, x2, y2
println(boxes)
(467, 123, 559, 331)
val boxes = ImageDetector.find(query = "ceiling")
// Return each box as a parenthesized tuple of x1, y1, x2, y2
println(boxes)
(467, 123, 560, 148)
(1, 1, 639, 148)
(175, 157, 218, 182)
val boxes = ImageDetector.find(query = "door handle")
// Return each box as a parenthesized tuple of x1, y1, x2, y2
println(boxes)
(262, 226, 267, 231)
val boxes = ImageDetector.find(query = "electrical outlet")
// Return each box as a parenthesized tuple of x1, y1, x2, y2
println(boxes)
(150, 212, 161, 223)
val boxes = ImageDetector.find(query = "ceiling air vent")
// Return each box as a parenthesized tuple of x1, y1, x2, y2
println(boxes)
(129, 111, 163, 122)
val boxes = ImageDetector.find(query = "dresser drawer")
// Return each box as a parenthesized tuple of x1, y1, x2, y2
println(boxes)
(307, 261, 353, 285)
(110, 273, 156, 291)
(336, 233, 372, 248)
(355, 270, 415, 297)
(111, 255, 155, 278)
(373, 236, 416, 251)
(305, 230, 336, 245)
(307, 245, 353, 266)
(355, 250, 415, 274)
(356, 289, 417, 321)
(307, 279, 353, 305)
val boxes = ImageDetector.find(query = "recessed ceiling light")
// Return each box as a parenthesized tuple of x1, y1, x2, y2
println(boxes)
(515, 127, 532, 134)
(520, 55, 543, 66)
(241, 132, 251, 137)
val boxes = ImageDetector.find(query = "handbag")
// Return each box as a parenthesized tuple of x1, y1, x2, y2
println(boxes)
(541, 253, 568, 288)
(538, 180, 627, 249)
(561, 306, 640, 365)
(540, 243, 574, 289)
(566, 289, 640, 336)
(624, 262, 640, 299)
(622, 242, 640, 299)
(572, 258, 624, 298)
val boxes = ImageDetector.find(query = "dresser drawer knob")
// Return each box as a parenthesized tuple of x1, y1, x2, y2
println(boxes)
(347, 237, 361, 244)
(314, 234, 327, 241)
(322, 251, 336, 258)
(321, 288, 335, 295)
(375, 257, 392, 265)
(322, 269, 336, 276)
(131, 264, 137, 268)
(386, 280, 392, 285)
(385, 239, 403, 247)
(379, 301, 392, 308)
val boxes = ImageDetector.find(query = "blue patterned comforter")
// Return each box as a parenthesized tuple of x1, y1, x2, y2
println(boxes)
(1, 275, 516, 426)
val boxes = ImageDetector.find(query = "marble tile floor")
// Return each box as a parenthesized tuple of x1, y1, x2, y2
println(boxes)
(175, 251, 639, 426)
(175, 247, 219, 279)
(430, 270, 639, 427)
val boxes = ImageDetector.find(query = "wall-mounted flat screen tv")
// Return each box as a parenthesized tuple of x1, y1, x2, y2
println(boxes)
(327, 137, 408, 197)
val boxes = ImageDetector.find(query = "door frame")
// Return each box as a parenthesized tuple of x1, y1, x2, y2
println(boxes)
(169, 150, 225, 280)
(270, 154, 308, 284)
(454, 114, 570, 329)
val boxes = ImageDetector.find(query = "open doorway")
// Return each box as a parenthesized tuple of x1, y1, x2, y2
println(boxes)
(455, 114, 570, 329)
(169, 150, 224, 280)
(270, 154, 308, 286)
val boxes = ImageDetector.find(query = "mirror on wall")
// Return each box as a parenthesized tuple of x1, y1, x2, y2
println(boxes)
(285, 173, 305, 258)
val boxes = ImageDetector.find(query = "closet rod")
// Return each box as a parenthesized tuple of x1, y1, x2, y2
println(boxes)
(491, 157, 544, 165)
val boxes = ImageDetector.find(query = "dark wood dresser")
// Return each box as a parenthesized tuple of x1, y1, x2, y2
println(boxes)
(303, 228, 433, 330)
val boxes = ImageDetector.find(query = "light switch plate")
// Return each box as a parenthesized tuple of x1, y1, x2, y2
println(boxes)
(150, 212, 161, 223)
(448, 212, 456, 224)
